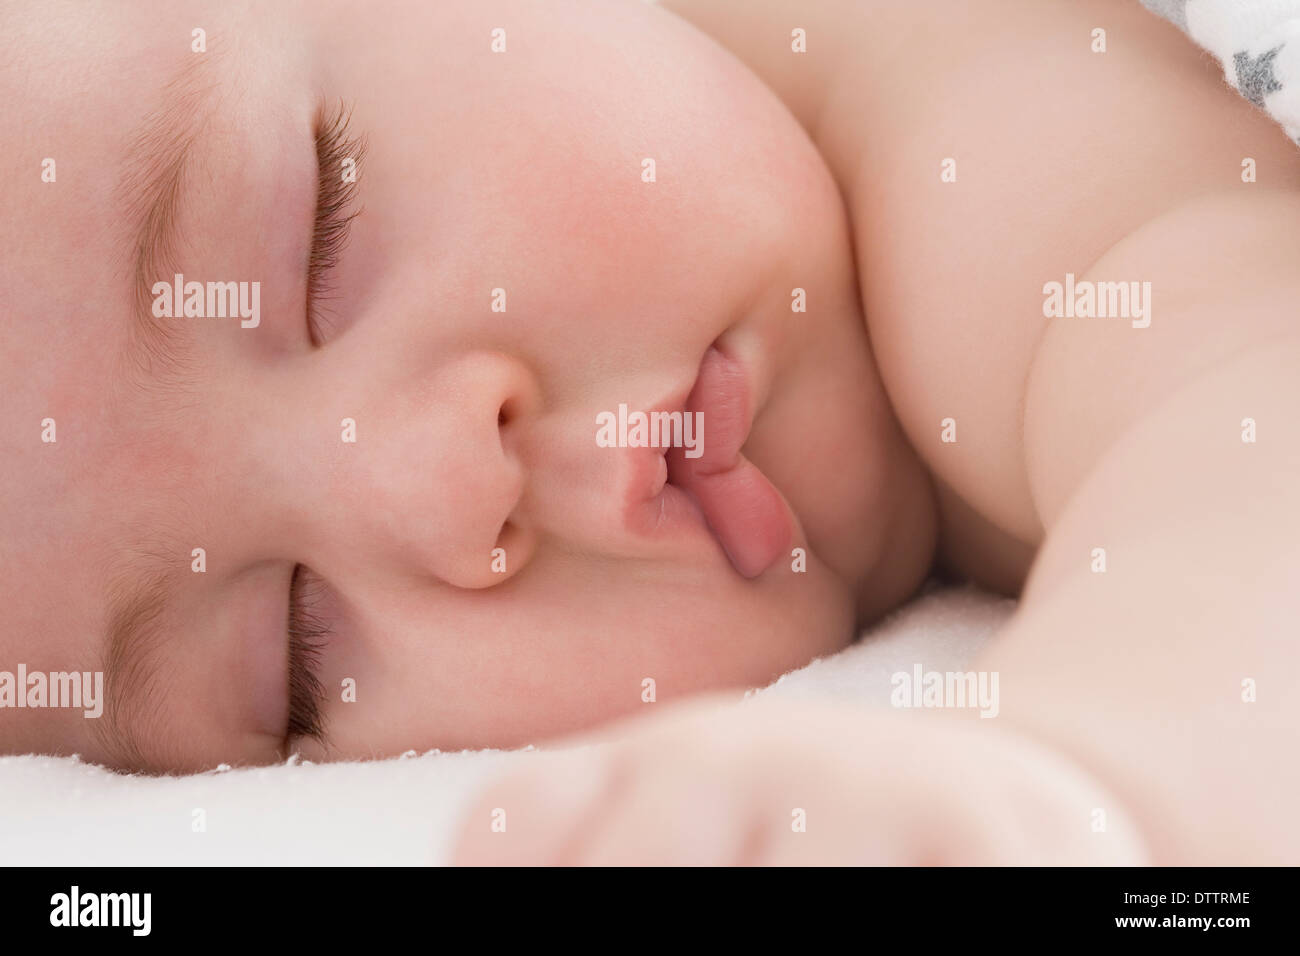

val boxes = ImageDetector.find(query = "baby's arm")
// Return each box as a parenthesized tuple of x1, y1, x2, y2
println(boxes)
(992, 192, 1300, 863)
(665, 0, 1300, 859)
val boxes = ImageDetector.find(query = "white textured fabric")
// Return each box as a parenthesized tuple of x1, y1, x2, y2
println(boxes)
(0, 585, 1011, 865)
(1144, 0, 1300, 142)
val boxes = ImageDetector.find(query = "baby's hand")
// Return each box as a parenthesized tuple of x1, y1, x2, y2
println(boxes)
(450, 695, 1148, 865)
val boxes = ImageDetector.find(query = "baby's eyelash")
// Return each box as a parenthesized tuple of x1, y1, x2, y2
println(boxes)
(307, 101, 366, 343)
(286, 565, 330, 745)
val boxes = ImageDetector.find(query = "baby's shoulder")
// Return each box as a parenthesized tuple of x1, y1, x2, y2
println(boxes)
(1024, 188, 1300, 525)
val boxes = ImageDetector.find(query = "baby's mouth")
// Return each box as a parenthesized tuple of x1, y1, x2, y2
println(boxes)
(665, 345, 792, 578)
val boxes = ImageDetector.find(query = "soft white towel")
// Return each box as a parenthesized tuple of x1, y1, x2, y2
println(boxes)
(1144, 0, 1300, 143)
(0, 585, 1012, 865)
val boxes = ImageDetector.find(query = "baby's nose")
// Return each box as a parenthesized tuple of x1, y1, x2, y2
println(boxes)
(346, 350, 539, 588)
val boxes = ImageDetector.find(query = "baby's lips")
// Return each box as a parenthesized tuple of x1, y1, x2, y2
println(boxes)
(676, 451, 792, 577)
(670, 346, 792, 578)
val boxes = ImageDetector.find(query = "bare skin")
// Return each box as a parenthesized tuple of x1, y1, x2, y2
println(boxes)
(0, 0, 935, 771)
(454, 0, 1300, 864)
(2, 0, 1293, 863)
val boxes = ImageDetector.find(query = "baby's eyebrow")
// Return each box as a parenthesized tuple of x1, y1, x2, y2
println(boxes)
(116, 47, 227, 384)
(93, 546, 185, 771)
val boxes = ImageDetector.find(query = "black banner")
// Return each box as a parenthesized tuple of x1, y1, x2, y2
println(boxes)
(2, 866, 1287, 942)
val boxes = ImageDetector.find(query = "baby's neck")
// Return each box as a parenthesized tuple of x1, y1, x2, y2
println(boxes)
(661, 0, 908, 143)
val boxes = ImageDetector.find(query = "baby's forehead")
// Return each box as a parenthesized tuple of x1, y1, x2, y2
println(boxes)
(2, 22, 170, 310)
(1, 16, 257, 405)
(0, 15, 182, 723)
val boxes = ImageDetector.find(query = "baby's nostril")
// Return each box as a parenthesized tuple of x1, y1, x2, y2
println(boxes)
(498, 396, 520, 429)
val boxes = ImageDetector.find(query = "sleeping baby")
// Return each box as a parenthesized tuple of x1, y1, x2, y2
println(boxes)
(2, 0, 1297, 865)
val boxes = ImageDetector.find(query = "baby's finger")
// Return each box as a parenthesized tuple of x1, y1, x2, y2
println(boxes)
(450, 748, 614, 866)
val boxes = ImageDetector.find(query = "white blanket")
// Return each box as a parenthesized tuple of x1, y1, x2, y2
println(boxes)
(1143, 0, 1300, 143)
(0, 585, 1011, 865)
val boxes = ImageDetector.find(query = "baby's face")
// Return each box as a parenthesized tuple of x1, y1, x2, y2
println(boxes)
(0, 0, 912, 771)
